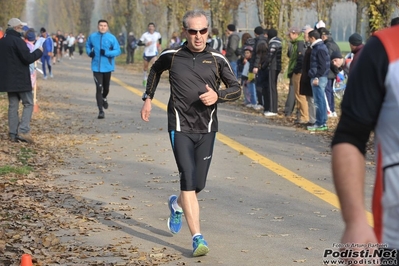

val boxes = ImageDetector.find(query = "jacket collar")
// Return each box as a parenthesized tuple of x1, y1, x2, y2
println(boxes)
(310, 39, 323, 48)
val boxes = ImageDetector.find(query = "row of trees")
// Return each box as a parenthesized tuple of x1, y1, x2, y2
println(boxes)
(1, 0, 397, 42)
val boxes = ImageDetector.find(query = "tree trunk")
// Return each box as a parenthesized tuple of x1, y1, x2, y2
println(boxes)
(256, 0, 264, 26)
(355, 2, 364, 34)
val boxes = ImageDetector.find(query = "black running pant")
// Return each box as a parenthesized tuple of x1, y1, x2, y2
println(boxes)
(93, 72, 111, 111)
(169, 131, 216, 193)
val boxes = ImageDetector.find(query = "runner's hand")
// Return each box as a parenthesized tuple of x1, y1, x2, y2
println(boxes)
(199, 84, 218, 106)
(141, 99, 152, 121)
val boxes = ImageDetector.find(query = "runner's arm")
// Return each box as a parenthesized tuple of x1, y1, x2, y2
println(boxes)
(331, 36, 387, 229)
(217, 57, 241, 102)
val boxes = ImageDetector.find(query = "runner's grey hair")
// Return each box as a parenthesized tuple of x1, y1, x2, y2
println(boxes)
(182, 10, 209, 29)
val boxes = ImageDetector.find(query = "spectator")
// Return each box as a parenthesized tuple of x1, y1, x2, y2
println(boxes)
(238, 33, 257, 108)
(286, 26, 308, 124)
(25, 28, 38, 89)
(241, 46, 257, 108)
(169, 31, 181, 49)
(300, 27, 316, 127)
(0, 18, 43, 143)
(126, 31, 137, 64)
(40, 27, 54, 79)
(209, 28, 223, 53)
(237, 32, 252, 79)
(250, 26, 268, 111)
(330, 51, 349, 76)
(307, 30, 330, 131)
(86, 19, 121, 119)
(118, 32, 125, 54)
(255, 41, 269, 112)
(331, 25, 399, 266)
(264, 28, 282, 116)
(225, 24, 240, 77)
(319, 27, 341, 118)
(348, 33, 364, 71)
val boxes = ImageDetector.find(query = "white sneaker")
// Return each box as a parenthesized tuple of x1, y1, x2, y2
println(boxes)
(332, 112, 337, 117)
(252, 104, 263, 111)
(264, 112, 277, 117)
(245, 104, 253, 108)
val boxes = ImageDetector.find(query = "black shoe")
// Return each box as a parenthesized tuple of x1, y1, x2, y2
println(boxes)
(103, 98, 108, 109)
(98, 111, 105, 119)
(10, 135, 17, 142)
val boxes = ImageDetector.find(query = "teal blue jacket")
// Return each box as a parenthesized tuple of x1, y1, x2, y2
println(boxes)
(86, 31, 121, 73)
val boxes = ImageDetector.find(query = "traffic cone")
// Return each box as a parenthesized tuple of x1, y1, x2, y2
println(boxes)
(20, 254, 33, 266)
(33, 101, 39, 113)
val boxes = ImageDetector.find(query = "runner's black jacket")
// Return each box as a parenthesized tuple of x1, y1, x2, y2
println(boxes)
(144, 43, 241, 133)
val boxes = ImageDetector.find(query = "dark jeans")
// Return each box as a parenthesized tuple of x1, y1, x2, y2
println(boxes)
(325, 78, 335, 112)
(78, 43, 84, 55)
(266, 70, 279, 113)
(126, 48, 135, 64)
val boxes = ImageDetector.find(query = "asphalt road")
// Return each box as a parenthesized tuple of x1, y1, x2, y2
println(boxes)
(38, 54, 375, 265)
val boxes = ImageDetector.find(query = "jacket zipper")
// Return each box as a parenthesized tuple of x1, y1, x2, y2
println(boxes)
(99, 34, 103, 72)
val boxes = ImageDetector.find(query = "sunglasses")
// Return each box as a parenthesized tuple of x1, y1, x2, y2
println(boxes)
(187, 28, 208, 35)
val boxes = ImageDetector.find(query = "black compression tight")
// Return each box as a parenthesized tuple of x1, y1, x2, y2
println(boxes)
(93, 72, 111, 111)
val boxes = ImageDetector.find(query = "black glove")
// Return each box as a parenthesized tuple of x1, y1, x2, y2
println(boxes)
(89, 51, 95, 58)
(100, 49, 105, 56)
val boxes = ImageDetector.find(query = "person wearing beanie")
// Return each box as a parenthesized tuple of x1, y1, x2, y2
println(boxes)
(348, 33, 364, 72)
(225, 23, 240, 77)
(262, 28, 282, 117)
(0, 18, 43, 143)
(330, 51, 350, 77)
(249, 25, 269, 111)
(254, 26, 264, 36)
(227, 24, 236, 32)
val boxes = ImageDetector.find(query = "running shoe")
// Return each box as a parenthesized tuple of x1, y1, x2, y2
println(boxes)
(167, 195, 183, 234)
(103, 98, 108, 109)
(192, 235, 209, 257)
(307, 124, 328, 131)
(98, 111, 105, 119)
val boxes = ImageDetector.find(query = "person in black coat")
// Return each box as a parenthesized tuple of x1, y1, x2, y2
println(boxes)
(126, 31, 136, 64)
(319, 27, 341, 117)
(0, 18, 43, 143)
